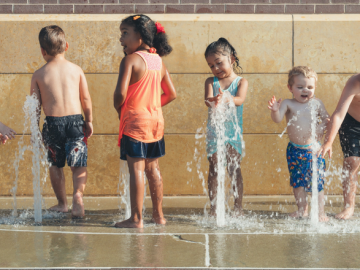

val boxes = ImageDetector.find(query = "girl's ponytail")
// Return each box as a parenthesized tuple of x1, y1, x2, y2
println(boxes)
(153, 32, 172, 57)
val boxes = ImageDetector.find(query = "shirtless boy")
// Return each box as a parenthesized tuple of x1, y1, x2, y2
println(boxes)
(268, 66, 329, 222)
(0, 122, 16, 144)
(30, 25, 93, 218)
(320, 74, 360, 220)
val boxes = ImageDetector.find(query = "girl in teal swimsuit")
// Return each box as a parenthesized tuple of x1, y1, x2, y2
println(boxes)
(204, 38, 248, 216)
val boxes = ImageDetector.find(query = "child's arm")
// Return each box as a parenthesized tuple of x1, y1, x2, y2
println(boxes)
(0, 122, 16, 145)
(79, 70, 93, 138)
(160, 62, 176, 106)
(233, 78, 248, 106)
(205, 77, 222, 107)
(319, 77, 360, 158)
(268, 96, 288, 123)
(113, 56, 133, 116)
(30, 72, 42, 127)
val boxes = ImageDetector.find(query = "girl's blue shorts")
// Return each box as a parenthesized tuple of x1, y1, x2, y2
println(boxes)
(120, 134, 165, 161)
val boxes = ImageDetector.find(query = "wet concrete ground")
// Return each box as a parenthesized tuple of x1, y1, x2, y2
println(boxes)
(1, 196, 360, 269)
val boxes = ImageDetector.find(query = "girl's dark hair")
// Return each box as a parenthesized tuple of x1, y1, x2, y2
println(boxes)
(204, 37, 242, 74)
(121, 14, 172, 57)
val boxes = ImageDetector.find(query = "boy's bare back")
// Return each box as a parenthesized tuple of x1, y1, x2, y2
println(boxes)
(31, 57, 87, 117)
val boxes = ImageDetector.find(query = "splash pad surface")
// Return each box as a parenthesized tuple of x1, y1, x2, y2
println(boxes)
(0, 196, 360, 269)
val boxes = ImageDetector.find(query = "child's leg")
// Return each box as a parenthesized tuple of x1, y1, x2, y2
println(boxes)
(336, 156, 360, 220)
(71, 166, 87, 218)
(48, 166, 68, 212)
(318, 190, 329, 222)
(208, 153, 218, 216)
(115, 156, 145, 228)
(290, 187, 308, 218)
(226, 145, 243, 215)
(145, 158, 166, 225)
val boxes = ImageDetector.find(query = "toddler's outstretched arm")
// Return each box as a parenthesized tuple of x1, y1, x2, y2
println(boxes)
(0, 122, 16, 144)
(268, 96, 287, 123)
(160, 63, 176, 106)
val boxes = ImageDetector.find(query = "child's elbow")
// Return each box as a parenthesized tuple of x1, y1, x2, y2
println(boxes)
(271, 116, 281, 123)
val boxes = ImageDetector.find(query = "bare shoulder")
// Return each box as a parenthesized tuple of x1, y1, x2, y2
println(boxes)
(33, 63, 47, 78)
(281, 98, 293, 110)
(281, 98, 292, 105)
(205, 77, 214, 86)
(238, 77, 248, 86)
(32, 68, 42, 79)
(66, 61, 85, 76)
(237, 77, 248, 92)
(344, 74, 360, 94)
(313, 97, 327, 109)
(119, 54, 142, 71)
(314, 97, 325, 105)
(125, 53, 142, 64)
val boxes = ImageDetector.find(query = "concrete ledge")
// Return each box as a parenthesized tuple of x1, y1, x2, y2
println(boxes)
(294, 14, 360, 21)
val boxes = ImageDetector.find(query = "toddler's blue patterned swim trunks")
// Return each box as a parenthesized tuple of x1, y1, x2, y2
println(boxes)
(286, 142, 325, 193)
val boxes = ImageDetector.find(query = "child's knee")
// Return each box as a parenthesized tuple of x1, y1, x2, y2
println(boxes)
(71, 166, 87, 174)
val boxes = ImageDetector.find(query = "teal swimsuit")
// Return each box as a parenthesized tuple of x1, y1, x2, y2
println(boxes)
(206, 76, 244, 157)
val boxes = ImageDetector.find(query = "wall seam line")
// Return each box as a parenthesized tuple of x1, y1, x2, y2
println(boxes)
(292, 13, 294, 67)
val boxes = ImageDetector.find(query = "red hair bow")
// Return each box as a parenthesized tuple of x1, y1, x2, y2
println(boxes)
(155, 22, 165, 35)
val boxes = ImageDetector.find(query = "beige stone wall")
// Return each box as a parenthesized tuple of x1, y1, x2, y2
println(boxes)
(0, 14, 356, 196)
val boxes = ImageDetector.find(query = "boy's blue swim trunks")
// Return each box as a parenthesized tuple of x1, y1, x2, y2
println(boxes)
(286, 142, 325, 193)
(42, 114, 88, 168)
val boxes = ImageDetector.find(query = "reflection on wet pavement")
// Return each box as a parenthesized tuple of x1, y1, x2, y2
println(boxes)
(0, 197, 360, 268)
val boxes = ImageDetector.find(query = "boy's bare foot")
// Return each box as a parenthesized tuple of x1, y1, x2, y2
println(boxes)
(48, 204, 68, 213)
(115, 218, 143, 228)
(209, 207, 216, 217)
(319, 214, 329, 222)
(71, 192, 85, 218)
(232, 209, 244, 217)
(335, 207, 354, 220)
(151, 216, 167, 225)
(289, 210, 308, 218)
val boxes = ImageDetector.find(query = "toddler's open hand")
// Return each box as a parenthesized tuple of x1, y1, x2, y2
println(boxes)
(268, 96, 282, 112)
(0, 122, 16, 145)
(213, 88, 224, 107)
(206, 90, 223, 107)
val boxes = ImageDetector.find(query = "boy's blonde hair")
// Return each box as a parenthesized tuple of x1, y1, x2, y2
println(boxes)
(288, 66, 318, 86)
(38, 25, 66, 56)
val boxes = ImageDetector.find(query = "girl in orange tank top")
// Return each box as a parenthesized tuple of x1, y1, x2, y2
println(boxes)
(113, 14, 176, 229)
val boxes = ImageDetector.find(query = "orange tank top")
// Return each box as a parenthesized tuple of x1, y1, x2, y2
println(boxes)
(118, 51, 164, 145)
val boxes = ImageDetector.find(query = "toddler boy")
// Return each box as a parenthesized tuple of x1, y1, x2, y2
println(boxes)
(268, 66, 329, 222)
